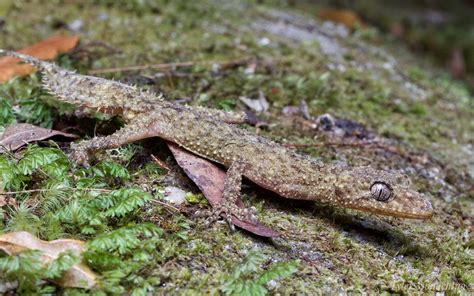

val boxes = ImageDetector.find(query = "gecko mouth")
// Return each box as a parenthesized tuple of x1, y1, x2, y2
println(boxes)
(374, 207, 434, 219)
(343, 198, 434, 220)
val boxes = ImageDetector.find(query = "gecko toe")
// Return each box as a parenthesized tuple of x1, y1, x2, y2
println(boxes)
(237, 206, 258, 225)
(198, 203, 239, 230)
(69, 144, 91, 168)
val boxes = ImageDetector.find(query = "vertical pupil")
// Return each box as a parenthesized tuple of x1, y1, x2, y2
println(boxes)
(371, 182, 392, 201)
(377, 188, 383, 198)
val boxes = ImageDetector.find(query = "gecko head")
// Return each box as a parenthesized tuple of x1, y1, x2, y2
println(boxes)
(333, 166, 433, 219)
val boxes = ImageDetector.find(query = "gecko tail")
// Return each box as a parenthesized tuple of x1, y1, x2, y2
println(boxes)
(0, 49, 162, 114)
(0, 49, 61, 74)
(0, 49, 91, 108)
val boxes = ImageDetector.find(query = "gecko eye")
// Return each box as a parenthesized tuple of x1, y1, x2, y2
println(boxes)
(370, 182, 392, 201)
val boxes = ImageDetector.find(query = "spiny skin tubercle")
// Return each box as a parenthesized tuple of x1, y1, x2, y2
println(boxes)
(0, 50, 434, 220)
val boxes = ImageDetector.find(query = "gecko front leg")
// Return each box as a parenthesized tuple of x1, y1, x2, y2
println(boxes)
(206, 160, 258, 229)
(70, 120, 157, 167)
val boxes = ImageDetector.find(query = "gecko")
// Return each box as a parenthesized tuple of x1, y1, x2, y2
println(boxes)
(0, 50, 434, 225)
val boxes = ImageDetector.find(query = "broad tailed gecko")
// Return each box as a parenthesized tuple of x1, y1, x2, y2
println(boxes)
(0, 50, 434, 225)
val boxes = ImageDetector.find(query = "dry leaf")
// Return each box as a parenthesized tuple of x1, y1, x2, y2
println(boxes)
(0, 195, 16, 207)
(0, 35, 80, 82)
(0, 231, 97, 289)
(390, 22, 405, 39)
(0, 123, 77, 153)
(449, 48, 465, 79)
(167, 142, 280, 237)
(317, 9, 363, 29)
(0, 280, 18, 294)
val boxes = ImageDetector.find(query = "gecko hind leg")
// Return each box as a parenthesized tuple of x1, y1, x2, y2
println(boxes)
(205, 160, 258, 229)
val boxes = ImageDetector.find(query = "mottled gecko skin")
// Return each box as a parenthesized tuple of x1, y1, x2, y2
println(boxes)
(1, 50, 434, 221)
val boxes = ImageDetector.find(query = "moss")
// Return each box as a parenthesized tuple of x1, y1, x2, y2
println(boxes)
(0, 0, 472, 294)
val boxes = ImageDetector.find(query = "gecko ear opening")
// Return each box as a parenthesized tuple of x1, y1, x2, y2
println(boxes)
(370, 182, 392, 202)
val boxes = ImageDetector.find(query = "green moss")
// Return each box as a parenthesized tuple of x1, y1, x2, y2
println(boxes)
(0, 0, 472, 294)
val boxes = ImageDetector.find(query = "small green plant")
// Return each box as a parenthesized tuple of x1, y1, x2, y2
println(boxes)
(185, 192, 208, 205)
(0, 96, 15, 126)
(216, 98, 237, 112)
(0, 145, 68, 192)
(0, 75, 74, 129)
(0, 145, 181, 294)
(0, 249, 79, 294)
(222, 251, 299, 296)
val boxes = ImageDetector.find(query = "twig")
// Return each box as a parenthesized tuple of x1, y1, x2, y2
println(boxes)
(2, 188, 112, 195)
(150, 199, 181, 212)
(151, 154, 169, 170)
(0, 144, 19, 159)
(165, 70, 175, 90)
(3, 187, 183, 212)
(80, 41, 123, 54)
(144, 72, 202, 79)
(88, 58, 252, 74)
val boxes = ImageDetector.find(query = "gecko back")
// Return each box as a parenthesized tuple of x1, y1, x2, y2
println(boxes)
(0, 49, 164, 115)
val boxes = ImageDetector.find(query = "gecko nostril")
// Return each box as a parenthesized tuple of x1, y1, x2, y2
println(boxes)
(370, 182, 392, 202)
(396, 175, 411, 186)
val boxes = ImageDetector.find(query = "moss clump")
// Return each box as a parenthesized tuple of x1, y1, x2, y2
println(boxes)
(0, 0, 472, 294)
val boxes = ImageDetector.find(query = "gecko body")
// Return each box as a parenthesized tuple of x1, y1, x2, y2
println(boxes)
(0, 50, 433, 222)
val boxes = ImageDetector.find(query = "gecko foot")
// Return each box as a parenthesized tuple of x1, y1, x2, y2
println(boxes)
(198, 201, 258, 231)
(69, 143, 91, 168)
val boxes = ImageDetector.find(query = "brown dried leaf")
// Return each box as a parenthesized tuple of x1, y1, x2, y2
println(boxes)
(0, 231, 97, 288)
(167, 142, 280, 237)
(0, 195, 16, 207)
(317, 9, 364, 29)
(449, 48, 466, 79)
(0, 280, 17, 294)
(0, 35, 80, 82)
(0, 123, 77, 153)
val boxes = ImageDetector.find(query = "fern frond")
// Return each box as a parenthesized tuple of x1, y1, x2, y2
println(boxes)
(0, 156, 23, 190)
(86, 223, 163, 255)
(17, 96, 54, 128)
(16, 146, 61, 176)
(0, 97, 15, 125)
(40, 149, 70, 180)
(222, 251, 299, 296)
(101, 189, 152, 218)
(234, 251, 265, 277)
(91, 161, 130, 180)
(0, 250, 44, 292)
(37, 180, 72, 214)
(55, 198, 97, 225)
(255, 260, 299, 286)
(44, 250, 79, 279)
(40, 212, 66, 240)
